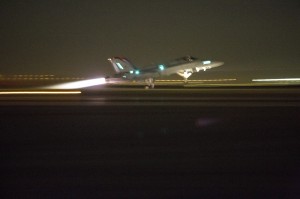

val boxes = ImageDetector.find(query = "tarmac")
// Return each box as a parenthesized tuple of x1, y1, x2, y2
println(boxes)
(1, 86, 300, 198)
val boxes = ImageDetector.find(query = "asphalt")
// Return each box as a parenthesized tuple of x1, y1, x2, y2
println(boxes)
(1, 87, 300, 198)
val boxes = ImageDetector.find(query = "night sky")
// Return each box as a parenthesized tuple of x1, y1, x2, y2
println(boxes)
(0, 0, 299, 78)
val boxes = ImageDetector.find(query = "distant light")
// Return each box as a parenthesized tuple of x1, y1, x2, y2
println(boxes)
(159, 64, 165, 71)
(135, 70, 140, 75)
(130, 70, 134, 74)
(203, 60, 211, 65)
(122, 75, 127, 78)
(252, 78, 300, 82)
(116, 63, 124, 70)
(48, 78, 106, 89)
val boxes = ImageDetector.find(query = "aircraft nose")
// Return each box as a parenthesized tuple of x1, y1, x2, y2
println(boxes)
(212, 61, 224, 68)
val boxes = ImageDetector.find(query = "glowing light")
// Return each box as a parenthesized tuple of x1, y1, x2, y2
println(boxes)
(203, 60, 211, 65)
(116, 63, 124, 70)
(0, 91, 81, 95)
(130, 70, 134, 74)
(252, 78, 300, 82)
(48, 78, 106, 89)
(159, 64, 165, 71)
(135, 70, 140, 75)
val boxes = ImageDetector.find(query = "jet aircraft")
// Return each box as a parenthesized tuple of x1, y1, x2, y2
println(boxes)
(107, 56, 223, 88)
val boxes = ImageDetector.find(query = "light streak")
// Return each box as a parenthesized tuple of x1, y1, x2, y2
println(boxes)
(0, 91, 81, 95)
(116, 63, 124, 70)
(156, 79, 237, 82)
(252, 78, 300, 82)
(48, 78, 106, 89)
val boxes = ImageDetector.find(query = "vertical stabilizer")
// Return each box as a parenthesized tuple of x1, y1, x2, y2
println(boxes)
(108, 57, 137, 74)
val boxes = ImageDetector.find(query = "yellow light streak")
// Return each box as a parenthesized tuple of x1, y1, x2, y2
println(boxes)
(252, 78, 300, 82)
(0, 91, 81, 95)
(156, 79, 237, 82)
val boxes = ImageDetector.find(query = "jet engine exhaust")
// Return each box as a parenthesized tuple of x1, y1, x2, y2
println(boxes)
(47, 78, 106, 89)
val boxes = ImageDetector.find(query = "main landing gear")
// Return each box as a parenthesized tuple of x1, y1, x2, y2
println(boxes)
(145, 78, 155, 89)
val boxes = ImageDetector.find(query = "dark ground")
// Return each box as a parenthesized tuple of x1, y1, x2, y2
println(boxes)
(1, 88, 300, 198)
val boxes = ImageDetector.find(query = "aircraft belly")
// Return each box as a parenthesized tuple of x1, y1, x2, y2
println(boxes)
(138, 72, 160, 79)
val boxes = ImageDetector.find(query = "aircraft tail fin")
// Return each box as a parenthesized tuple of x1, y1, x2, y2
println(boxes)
(108, 57, 137, 74)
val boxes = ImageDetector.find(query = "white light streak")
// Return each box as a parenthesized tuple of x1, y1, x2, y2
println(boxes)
(252, 78, 300, 82)
(116, 63, 124, 70)
(156, 79, 237, 82)
(48, 78, 106, 89)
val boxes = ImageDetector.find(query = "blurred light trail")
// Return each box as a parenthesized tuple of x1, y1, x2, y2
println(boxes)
(252, 78, 300, 82)
(156, 79, 237, 82)
(0, 91, 81, 95)
(48, 78, 106, 89)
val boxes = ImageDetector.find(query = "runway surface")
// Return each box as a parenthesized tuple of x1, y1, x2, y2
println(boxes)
(1, 86, 300, 106)
(1, 87, 300, 198)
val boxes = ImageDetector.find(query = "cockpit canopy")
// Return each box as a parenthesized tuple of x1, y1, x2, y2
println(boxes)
(182, 56, 197, 62)
(165, 56, 198, 67)
(175, 56, 198, 62)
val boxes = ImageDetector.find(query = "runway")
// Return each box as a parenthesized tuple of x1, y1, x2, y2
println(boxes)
(1, 86, 300, 106)
(1, 87, 300, 198)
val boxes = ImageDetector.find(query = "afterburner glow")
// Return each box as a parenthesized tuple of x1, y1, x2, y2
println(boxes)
(49, 78, 106, 89)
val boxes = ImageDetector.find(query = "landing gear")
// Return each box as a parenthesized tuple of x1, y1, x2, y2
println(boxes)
(177, 69, 193, 83)
(145, 78, 155, 89)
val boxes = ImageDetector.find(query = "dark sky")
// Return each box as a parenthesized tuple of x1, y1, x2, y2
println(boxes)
(0, 0, 299, 77)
